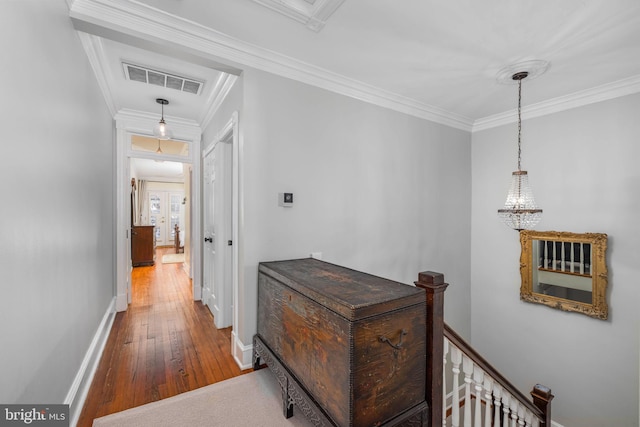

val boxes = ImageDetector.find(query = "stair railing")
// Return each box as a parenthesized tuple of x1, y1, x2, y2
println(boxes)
(415, 271, 554, 427)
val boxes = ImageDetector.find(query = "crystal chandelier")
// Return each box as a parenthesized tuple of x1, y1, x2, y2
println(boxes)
(497, 71, 542, 231)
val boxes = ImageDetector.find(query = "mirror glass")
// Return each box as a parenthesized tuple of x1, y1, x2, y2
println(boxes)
(520, 231, 608, 319)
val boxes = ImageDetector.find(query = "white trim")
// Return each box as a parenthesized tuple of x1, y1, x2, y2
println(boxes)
(76, 32, 117, 117)
(551, 421, 565, 427)
(71, 0, 640, 134)
(199, 74, 238, 131)
(115, 125, 130, 312)
(115, 112, 202, 309)
(115, 292, 128, 312)
(251, 0, 345, 32)
(115, 108, 200, 134)
(202, 112, 242, 342)
(230, 111, 245, 359)
(232, 331, 254, 370)
(68, 0, 473, 131)
(473, 74, 640, 132)
(191, 137, 203, 302)
(66, 298, 116, 427)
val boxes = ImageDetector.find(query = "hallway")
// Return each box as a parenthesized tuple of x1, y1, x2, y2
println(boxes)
(78, 247, 250, 426)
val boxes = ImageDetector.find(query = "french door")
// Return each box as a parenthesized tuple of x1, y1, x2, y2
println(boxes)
(148, 191, 183, 246)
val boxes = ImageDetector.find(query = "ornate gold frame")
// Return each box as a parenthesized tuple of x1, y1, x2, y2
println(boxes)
(520, 230, 608, 320)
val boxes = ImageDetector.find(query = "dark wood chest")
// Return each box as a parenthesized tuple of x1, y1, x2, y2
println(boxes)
(131, 225, 156, 267)
(254, 258, 428, 427)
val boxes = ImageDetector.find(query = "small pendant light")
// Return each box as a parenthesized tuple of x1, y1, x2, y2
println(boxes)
(497, 71, 542, 231)
(153, 98, 173, 140)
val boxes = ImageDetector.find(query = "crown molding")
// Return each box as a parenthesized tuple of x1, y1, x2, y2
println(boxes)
(251, 0, 345, 32)
(76, 32, 118, 117)
(115, 108, 201, 141)
(69, 0, 474, 131)
(72, 0, 640, 135)
(199, 73, 239, 130)
(473, 74, 640, 132)
(77, 24, 236, 129)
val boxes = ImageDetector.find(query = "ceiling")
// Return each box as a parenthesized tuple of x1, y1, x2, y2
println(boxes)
(71, 0, 640, 142)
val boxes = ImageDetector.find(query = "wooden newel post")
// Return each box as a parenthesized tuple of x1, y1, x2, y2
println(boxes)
(415, 271, 449, 427)
(531, 384, 554, 426)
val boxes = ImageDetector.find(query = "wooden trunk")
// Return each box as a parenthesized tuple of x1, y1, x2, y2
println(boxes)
(254, 258, 428, 427)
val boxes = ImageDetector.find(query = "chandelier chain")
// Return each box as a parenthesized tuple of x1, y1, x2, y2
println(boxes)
(517, 78, 522, 171)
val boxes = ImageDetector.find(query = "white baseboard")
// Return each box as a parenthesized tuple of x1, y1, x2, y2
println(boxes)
(551, 421, 565, 427)
(232, 331, 253, 370)
(65, 298, 116, 427)
(115, 292, 128, 312)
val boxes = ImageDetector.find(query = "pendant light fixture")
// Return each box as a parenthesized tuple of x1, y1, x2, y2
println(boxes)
(497, 70, 543, 231)
(154, 138, 165, 163)
(153, 98, 173, 140)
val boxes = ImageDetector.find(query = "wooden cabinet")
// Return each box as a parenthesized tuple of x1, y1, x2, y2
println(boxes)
(131, 225, 156, 266)
(254, 258, 428, 427)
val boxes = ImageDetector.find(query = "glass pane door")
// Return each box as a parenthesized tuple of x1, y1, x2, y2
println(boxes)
(148, 192, 166, 245)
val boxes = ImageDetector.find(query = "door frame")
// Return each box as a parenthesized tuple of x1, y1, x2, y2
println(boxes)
(114, 111, 202, 311)
(202, 111, 240, 336)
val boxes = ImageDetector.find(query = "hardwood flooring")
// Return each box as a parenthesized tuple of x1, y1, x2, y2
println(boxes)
(77, 247, 250, 427)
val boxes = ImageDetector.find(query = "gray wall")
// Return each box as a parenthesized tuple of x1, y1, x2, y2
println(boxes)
(208, 68, 472, 347)
(0, 0, 115, 405)
(471, 93, 640, 426)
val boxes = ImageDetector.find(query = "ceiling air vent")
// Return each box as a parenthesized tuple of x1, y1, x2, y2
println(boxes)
(123, 62, 203, 95)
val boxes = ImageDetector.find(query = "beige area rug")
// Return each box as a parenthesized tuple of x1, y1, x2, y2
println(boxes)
(92, 369, 314, 427)
(161, 253, 185, 264)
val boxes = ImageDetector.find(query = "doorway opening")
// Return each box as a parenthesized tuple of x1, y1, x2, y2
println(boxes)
(115, 124, 202, 313)
(129, 157, 191, 300)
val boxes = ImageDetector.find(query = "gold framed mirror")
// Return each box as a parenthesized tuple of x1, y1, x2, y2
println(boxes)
(520, 230, 608, 320)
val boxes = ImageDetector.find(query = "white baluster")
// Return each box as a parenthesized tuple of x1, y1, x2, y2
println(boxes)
(451, 345, 462, 427)
(532, 415, 540, 427)
(492, 384, 502, 427)
(443, 339, 450, 427)
(543, 240, 549, 269)
(483, 376, 493, 427)
(462, 355, 474, 427)
(517, 404, 526, 426)
(524, 408, 533, 427)
(502, 392, 511, 427)
(472, 367, 484, 427)
(510, 400, 520, 427)
(570, 242, 575, 273)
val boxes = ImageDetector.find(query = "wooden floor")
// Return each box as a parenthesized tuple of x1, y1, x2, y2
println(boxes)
(77, 247, 250, 427)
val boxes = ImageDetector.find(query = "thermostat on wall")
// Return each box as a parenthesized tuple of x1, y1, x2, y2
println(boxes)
(278, 192, 294, 207)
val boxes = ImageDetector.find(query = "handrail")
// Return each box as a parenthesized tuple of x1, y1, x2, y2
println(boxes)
(416, 269, 553, 427)
(444, 323, 546, 422)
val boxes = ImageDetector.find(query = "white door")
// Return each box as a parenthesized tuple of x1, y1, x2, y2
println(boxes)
(202, 149, 217, 320)
(203, 142, 234, 329)
(148, 191, 183, 246)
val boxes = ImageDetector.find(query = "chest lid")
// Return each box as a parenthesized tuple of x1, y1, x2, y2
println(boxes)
(259, 258, 425, 321)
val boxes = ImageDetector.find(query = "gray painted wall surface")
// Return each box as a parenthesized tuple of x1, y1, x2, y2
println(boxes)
(0, 0, 115, 404)
(223, 68, 472, 346)
(471, 93, 640, 426)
